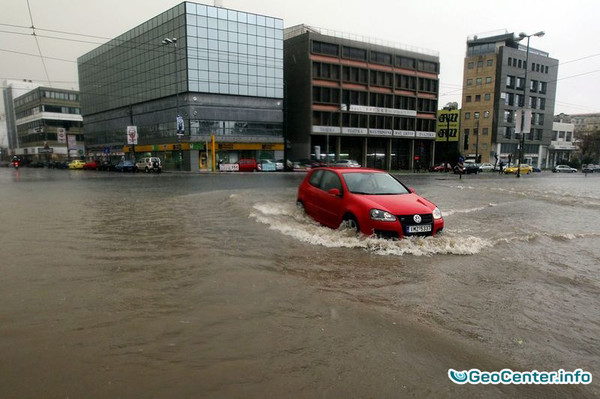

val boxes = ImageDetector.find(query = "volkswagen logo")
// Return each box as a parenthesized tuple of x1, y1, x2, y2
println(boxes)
(413, 214, 422, 224)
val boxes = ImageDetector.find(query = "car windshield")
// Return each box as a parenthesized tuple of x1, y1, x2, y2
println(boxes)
(342, 172, 409, 195)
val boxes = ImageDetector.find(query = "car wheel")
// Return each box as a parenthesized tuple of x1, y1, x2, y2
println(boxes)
(342, 214, 360, 234)
(296, 201, 305, 214)
(145, 167, 149, 173)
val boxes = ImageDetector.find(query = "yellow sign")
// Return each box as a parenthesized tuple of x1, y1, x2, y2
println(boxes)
(436, 109, 460, 142)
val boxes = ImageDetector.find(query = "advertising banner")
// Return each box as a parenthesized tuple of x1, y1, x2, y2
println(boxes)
(436, 109, 460, 142)
(127, 126, 138, 145)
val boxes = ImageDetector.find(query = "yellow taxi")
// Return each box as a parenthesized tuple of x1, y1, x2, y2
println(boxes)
(68, 159, 86, 169)
(503, 164, 533, 175)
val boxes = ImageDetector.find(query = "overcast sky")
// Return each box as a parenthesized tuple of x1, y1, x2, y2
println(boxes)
(1, 0, 599, 117)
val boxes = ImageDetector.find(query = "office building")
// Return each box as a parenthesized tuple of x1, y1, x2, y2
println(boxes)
(460, 31, 558, 166)
(2, 79, 39, 155)
(13, 87, 83, 160)
(284, 25, 439, 170)
(78, 2, 284, 171)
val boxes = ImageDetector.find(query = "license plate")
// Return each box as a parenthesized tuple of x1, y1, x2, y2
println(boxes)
(407, 224, 432, 233)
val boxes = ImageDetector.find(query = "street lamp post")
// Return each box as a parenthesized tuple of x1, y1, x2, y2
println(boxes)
(515, 30, 544, 178)
(162, 37, 183, 170)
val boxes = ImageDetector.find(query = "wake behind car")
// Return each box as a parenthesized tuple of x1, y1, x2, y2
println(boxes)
(296, 168, 444, 239)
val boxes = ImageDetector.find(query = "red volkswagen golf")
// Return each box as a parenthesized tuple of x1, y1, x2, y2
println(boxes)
(296, 168, 444, 239)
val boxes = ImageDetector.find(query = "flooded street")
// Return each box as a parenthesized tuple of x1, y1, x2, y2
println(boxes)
(0, 168, 598, 398)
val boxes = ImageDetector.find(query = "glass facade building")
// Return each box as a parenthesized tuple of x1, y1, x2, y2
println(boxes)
(78, 2, 284, 171)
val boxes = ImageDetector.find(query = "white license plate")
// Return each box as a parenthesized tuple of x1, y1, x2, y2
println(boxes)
(407, 224, 432, 233)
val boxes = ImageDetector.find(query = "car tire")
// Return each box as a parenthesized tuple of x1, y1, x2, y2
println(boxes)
(342, 214, 360, 234)
(145, 167, 149, 173)
(296, 201, 305, 214)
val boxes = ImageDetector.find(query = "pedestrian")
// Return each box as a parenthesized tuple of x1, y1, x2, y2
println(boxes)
(498, 160, 504, 175)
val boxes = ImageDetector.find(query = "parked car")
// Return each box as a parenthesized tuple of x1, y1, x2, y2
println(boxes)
(236, 158, 258, 172)
(431, 163, 451, 172)
(114, 159, 138, 172)
(581, 164, 599, 173)
(552, 164, 577, 173)
(463, 163, 480, 174)
(83, 160, 100, 170)
(136, 157, 162, 173)
(479, 163, 495, 172)
(275, 159, 285, 171)
(98, 160, 116, 171)
(532, 166, 542, 173)
(334, 159, 361, 168)
(257, 159, 277, 172)
(504, 165, 533, 175)
(68, 160, 86, 169)
(296, 167, 444, 239)
(51, 160, 70, 169)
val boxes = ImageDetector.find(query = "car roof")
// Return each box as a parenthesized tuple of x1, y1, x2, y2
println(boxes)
(312, 167, 384, 174)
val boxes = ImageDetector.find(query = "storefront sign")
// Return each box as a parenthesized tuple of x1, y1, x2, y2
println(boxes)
(369, 129, 393, 136)
(313, 126, 341, 134)
(416, 131, 436, 139)
(342, 104, 417, 117)
(393, 130, 416, 137)
(342, 127, 368, 135)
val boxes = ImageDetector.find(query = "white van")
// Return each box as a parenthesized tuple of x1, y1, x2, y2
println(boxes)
(136, 157, 162, 173)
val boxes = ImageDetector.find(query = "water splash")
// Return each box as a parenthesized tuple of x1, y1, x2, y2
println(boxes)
(250, 203, 492, 256)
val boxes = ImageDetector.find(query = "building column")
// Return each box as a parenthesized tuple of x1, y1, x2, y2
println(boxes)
(335, 136, 341, 162)
(362, 137, 368, 167)
(409, 140, 415, 170)
(386, 139, 392, 170)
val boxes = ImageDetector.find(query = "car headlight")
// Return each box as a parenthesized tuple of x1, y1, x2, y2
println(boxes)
(433, 207, 442, 220)
(370, 209, 396, 222)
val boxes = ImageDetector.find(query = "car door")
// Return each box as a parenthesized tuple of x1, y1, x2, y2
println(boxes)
(314, 170, 344, 228)
(302, 170, 324, 222)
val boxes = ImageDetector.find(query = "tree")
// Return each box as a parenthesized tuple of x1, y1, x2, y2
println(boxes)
(578, 128, 600, 164)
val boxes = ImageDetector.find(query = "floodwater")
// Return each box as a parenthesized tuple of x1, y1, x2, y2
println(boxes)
(0, 168, 598, 398)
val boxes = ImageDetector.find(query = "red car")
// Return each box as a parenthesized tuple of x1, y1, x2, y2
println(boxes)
(296, 168, 444, 239)
(236, 158, 258, 172)
(83, 160, 100, 170)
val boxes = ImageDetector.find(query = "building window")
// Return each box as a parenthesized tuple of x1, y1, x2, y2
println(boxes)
(508, 57, 512, 65)
(342, 46, 367, 61)
(466, 95, 472, 102)
(518, 59, 522, 68)
(476, 77, 482, 85)
(506, 75, 514, 88)
(485, 76, 492, 84)
(312, 41, 339, 56)
(545, 66, 549, 74)
(464, 129, 470, 150)
(396, 56, 415, 69)
(566, 132, 572, 141)
(483, 127, 489, 135)
(468, 61, 474, 69)
(477, 60, 483, 68)
(552, 130, 558, 140)
(467, 78, 473, 86)
(474, 111, 480, 119)
(465, 112, 471, 119)
(475, 94, 481, 102)
(485, 93, 491, 101)
(539, 81, 547, 94)
(370, 51, 392, 65)
(487, 59, 493, 66)
(484, 111, 490, 118)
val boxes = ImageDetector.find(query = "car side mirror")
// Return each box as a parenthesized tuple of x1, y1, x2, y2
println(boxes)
(327, 188, 342, 197)
(409, 187, 416, 194)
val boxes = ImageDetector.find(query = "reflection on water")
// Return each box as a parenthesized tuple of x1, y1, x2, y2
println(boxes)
(0, 169, 598, 398)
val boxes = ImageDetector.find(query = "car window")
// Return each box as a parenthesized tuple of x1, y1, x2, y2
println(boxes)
(320, 170, 342, 192)
(342, 172, 409, 195)
(309, 170, 324, 188)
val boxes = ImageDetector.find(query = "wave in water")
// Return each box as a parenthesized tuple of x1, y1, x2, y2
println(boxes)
(250, 202, 491, 256)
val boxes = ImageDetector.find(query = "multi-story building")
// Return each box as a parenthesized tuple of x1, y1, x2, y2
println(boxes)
(459, 31, 558, 167)
(13, 87, 84, 161)
(548, 119, 576, 167)
(284, 25, 439, 170)
(78, 2, 284, 171)
(2, 79, 39, 155)
(568, 113, 600, 137)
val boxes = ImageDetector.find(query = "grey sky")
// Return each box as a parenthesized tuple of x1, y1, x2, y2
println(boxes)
(1, 0, 599, 115)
